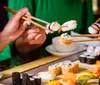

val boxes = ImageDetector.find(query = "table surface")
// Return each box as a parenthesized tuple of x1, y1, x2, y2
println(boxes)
(0, 52, 82, 85)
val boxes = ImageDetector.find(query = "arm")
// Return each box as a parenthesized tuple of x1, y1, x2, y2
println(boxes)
(0, 8, 29, 52)
(0, 32, 11, 52)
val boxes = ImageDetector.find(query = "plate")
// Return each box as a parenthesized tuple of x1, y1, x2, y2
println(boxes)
(46, 44, 87, 57)
(71, 31, 100, 47)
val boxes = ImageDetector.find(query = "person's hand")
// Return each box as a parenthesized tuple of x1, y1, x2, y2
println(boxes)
(23, 26, 46, 45)
(1, 8, 30, 43)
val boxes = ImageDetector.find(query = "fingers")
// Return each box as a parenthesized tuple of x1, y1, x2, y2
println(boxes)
(13, 8, 28, 22)
(23, 26, 44, 37)
(24, 33, 37, 41)
(23, 31, 46, 44)
(29, 33, 46, 44)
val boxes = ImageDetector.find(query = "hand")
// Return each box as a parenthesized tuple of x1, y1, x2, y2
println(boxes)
(1, 8, 30, 43)
(23, 26, 46, 45)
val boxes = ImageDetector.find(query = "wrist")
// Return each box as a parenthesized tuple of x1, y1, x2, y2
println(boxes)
(0, 32, 12, 45)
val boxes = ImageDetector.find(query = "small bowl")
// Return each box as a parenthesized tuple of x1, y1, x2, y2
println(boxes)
(52, 36, 79, 53)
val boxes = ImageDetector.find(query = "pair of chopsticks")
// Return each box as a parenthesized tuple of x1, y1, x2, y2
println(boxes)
(4, 6, 49, 30)
(72, 38, 100, 42)
(70, 18, 100, 42)
(71, 34, 100, 42)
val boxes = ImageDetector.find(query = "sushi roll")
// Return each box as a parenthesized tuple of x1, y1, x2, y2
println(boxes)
(38, 72, 56, 82)
(87, 45, 94, 54)
(59, 33, 73, 45)
(94, 46, 100, 60)
(61, 20, 77, 32)
(33, 76, 41, 85)
(30, 78, 35, 85)
(61, 62, 74, 75)
(46, 22, 60, 34)
(88, 23, 100, 34)
(79, 54, 87, 63)
(21, 73, 32, 85)
(83, 52, 91, 56)
(12, 72, 21, 85)
(48, 63, 61, 75)
(86, 56, 96, 64)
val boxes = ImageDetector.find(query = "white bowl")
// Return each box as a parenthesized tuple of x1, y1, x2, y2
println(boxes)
(52, 36, 79, 53)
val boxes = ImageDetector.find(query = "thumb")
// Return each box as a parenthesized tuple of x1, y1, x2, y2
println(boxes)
(13, 8, 28, 22)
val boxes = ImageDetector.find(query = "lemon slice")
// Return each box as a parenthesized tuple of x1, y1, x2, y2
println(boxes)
(76, 71, 96, 80)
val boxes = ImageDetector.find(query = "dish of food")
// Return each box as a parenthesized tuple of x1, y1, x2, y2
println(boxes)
(37, 60, 100, 85)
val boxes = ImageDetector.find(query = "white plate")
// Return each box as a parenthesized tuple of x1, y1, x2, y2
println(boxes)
(46, 44, 87, 57)
(71, 31, 100, 47)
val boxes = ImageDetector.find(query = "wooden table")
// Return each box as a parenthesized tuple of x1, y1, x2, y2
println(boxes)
(0, 52, 82, 85)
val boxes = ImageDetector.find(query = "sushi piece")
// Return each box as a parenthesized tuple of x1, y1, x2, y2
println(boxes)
(59, 33, 73, 45)
(38, 72, 56, 82)
(61, 63, 74, 75)
(33, 76, 41, 85)
(86, 56, 96, 64)
(21, 73, 32, 85)
(94, 46, 100, 60)
(48, 63, 61, 75)
(46, 22, 60, 34)
(83, 52, 91, 56)
(30, 78, 35, 85)
(12, 72, 21, 85)
(61, 20, 77, 32)
(79, 54, 87, 63)
(88, 23, 100, 34)
(87, 45, 94, 54)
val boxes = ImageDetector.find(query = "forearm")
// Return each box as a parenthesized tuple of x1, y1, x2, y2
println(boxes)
(0, 32, 11, 52)
(15, 37, 42, 55)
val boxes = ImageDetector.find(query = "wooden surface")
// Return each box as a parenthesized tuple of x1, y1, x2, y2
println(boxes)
(1, 55, 61, 79)
(1, 52, 82, 85)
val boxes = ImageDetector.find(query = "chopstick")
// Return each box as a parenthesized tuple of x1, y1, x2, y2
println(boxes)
(71, 34, 100, 37)
(28, 16, 49, 24)
(73, 38, 100, 42)
(4, 6, 48, 30)
(95, 18, 100, 23)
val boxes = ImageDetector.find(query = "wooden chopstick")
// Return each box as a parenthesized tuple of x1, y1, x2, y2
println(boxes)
(4, 6, 48, 30)
(95, 18, 100, 23)
(71, 34, 100, 37)
(28, 16, 49, 24)
(73, 38, 100, 42)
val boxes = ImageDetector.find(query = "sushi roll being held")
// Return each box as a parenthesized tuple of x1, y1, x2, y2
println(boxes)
(88, 23, 100, 34)
(59, 33, 73, 45)
(61, 20, 77, 32)
(46, 22, 60, 34)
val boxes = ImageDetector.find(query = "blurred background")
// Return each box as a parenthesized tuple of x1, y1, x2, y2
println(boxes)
(0, 0, 100, 32)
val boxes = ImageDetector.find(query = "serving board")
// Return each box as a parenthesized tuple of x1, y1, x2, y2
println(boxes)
(41, 60, 98, 85)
